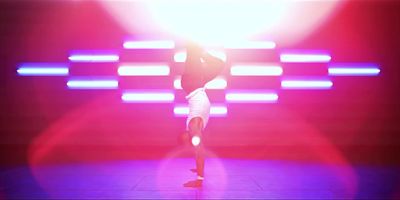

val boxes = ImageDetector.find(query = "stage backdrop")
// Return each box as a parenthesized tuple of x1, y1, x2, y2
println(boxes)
(0, 1, 399, 165)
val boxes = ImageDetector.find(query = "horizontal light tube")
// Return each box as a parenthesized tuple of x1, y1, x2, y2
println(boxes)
(328, 67, 380, 76)
(281, 80, 333, 89)
(231, 64, 282, 76)
(17, 66, 68, 76)
(121, 91, 174, 103)
(280, 53, 331, 63)
(123, 40, 175, 49)
(118, 64, 170, 76)
(174, 50, 227, 63)
(205, 78, 228, 89)
(67, 79, 118, 89)
(174, 105, 227, 116)
(226, 92, 278, 103)
(68, 54, 119, 62)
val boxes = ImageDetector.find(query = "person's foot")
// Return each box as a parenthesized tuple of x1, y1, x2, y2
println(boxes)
(183, 179, 203, 188)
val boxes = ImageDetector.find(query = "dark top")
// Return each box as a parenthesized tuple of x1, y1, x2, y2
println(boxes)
(181, 51, 225, 94)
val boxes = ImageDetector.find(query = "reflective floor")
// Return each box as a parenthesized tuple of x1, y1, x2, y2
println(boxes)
(1, 158, 399, 199)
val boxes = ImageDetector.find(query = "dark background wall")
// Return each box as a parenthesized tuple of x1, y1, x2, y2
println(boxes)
(0, 1, 399, 165)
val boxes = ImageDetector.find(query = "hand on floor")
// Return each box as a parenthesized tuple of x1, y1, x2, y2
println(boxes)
(183, 179, 203, 188)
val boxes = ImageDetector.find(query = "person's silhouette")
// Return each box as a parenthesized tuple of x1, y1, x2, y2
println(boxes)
(181, 42, 225, 187)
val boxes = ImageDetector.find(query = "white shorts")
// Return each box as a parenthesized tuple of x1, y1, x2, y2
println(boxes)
(186, 87, 211, 131)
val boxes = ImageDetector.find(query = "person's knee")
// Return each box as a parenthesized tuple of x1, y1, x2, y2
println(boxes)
(189, 117, 203, 133)
(189, 117, 203, 137)
(188, 117, 204, 147)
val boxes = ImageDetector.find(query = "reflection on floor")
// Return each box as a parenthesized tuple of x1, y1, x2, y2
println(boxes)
(1, 158, 398, 199)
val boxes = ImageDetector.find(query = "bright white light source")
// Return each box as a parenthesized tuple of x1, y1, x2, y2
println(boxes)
(281, 80, 333, 89)
(191, 136, 201, 146)
(118, 64, 170, 76)
(328, 64, 380, 76)
(231, 64, 282, 76)
(123, 40, 175, 49)
(145, 1, 287, 44)
(68, 54, 119, 62)
(225, 91, 278, 103)
(280, 53, 331, 63)
(224, 41, 276, 49)
(67, 79, 118, 89)
(17, 64, 68, 76)
(121, 91, 174, 103)
(100, 1, 342, 46)
(174, 50, 226, 63)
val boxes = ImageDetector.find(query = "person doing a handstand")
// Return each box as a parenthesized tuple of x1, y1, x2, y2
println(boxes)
(181, 43, 225, 187)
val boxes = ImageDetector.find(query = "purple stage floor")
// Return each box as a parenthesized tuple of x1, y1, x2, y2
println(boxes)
(1, 158, 398, 199)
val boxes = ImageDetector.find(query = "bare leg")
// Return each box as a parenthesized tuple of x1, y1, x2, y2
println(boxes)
(188, 117, 205, 178)
(195, 142, 205, 178)
(183, 117, 205, 188)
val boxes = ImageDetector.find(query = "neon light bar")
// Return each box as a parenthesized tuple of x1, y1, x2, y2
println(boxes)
(224, 41, 276, 49)
(280, 53, 331, 63)
(17, 63, 68, 76)
(174, 77, 227, 89)
(67, 79, 118, 89)
(174, 105, 227, 116)
(210, 106, 228, 115)
(174, 50, 227, 62)
(231, 64, 282, 76)
(225, 91, 278, 103)
(68, 54, 119, 62)
(118, 64, 170, 76)
(205, 78, 228, 89)
(281, 79, 333, 89)
(173, 106, 188, 115)
(328, 64, 380, 76)
(174, 52, 186, 62)
(173, 78, 182, 89)
(123, 40, 175, 49)
(121, 91, 174, 103)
